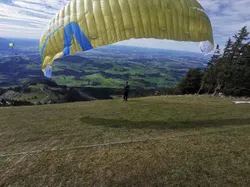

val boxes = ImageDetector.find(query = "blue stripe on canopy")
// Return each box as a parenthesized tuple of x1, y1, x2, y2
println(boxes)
(63, 21, 93, 56)
(40, 22, 93, 64)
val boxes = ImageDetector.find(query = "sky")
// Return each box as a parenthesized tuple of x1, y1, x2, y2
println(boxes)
(0, 0, 250, 53)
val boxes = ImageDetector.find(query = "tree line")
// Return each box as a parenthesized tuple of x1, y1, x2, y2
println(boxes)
(173, 26, 250, 97)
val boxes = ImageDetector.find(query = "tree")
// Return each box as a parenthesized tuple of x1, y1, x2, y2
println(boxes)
(175, 26, 250, 97)
(212, 57, 228, 96)
(232, 26, 249, 62)
(197, 44, 221, 94)
(223, 37, 233, 59)
(177, 68, 203, 94)
(222, 26, 250, 96)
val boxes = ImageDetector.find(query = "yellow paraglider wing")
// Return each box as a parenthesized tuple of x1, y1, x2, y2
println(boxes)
(39, 0, 214, 78)
(9, 43, 15, 49)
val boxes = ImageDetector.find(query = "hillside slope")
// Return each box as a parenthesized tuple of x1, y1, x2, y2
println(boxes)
(1, 95, 250, 186)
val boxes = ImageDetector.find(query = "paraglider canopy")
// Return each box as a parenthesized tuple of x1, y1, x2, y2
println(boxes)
(9, 43, 15, 49)
(199, 41, 214, 55)
(43, 65, 52, 78)
(40, 0, 215, 77)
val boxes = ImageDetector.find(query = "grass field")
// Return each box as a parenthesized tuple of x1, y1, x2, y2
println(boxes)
(1, 95, 250, 186)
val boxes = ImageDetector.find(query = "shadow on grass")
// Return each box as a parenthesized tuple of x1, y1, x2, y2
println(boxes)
(80, 116, 250, 130)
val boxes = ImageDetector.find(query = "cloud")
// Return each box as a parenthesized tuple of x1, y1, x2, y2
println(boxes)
(0, 0, 249, 52)
(0, 0, 65, 38)
(199, 0, 250, 41)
